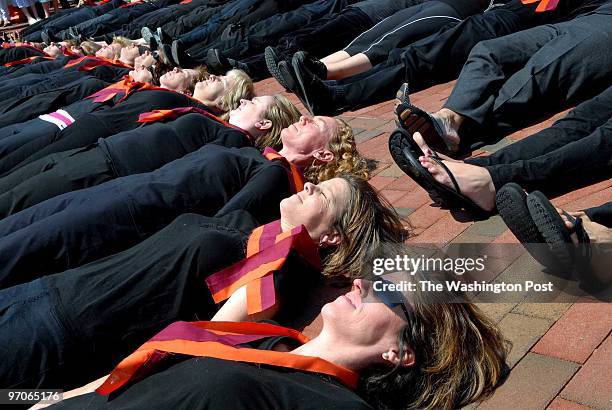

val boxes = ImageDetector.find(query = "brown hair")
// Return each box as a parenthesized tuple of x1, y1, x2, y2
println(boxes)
(79, 41, 102, 56)
(255, 95, 301, 151)
(360, 270, 509, 409)
(218, 69, 255, 119)
(304, 118, 369, 184)
(322, 174, 408, 278)
(187, 65, 209, 94)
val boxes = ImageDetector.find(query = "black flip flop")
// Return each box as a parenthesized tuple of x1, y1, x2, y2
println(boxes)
(388, 128, 492, 218)
(395, 101, 457, 156)
(496, 183, 559, 268)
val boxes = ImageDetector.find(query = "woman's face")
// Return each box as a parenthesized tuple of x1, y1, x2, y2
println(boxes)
(129, 66, 153, 84)
(193, 72, 238, 106)
(228, 96, 274, 132)
(159, 67, 198, 92)
(120, 44, 141, 65)
(279, 115, 337, 166)
(321, 278, 408, 351)
(43, 43, 62, 58)
(95, 44, 116, 59)
(134, 50, 155, 68)
(280, 178, 350, 244)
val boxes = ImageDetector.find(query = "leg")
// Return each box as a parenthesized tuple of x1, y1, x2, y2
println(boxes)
(0, 146, 115, 218)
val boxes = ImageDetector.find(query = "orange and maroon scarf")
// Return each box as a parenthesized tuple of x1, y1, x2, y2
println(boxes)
(64, 55, 132, 72)
(96, 321, 359, 396)
(263, 147, 305, 194)
(4, 56, 54, 67)
(84, 76, 159, 103)
(205, 220, 320, 314)
(521, 0, 560, 12)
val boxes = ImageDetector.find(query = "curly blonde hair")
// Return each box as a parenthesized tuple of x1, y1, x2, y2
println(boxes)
(304, 118, 369, 184)
(255, 95, 301, 151)
(321, 174, 408, 278)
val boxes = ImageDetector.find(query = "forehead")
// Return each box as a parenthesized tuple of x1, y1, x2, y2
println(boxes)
(314, 116, 337, 130)
(320, 178, 349, 198)
(253, 95, 274, 105)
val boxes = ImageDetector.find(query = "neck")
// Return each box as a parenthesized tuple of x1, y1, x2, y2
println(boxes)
(291, 333, 365, 371)
(277, 148, 308, 171)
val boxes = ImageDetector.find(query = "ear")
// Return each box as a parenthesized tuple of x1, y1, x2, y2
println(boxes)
(312, 149, 334, 164)
(255, 119, 273, 131)
(381, 347, 415, 368)
(318, 230, 342, 248)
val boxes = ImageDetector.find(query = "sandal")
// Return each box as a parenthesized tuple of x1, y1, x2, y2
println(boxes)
(388, 128, 492, 218)
(395, 91, 457, 156)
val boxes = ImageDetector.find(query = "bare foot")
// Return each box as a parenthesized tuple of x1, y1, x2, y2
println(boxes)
(419, 155, 496, 211)
(413, 132, 461, 162)
(430, 108, 464, 151)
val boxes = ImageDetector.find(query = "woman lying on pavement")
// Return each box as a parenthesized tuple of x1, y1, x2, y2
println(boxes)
(497, 184, 612, 294)
(0, 175, 407, 392)
(0, 68, 247, 175)
(0, 114, 368, 288)
(0, 95, 297, 218)
(30, 272, 506, 409)
(388, 84, 612, 217)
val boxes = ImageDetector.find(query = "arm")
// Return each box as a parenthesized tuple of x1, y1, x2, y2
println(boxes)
(211, 284, 280, 322)
(29, 375, 108, 409)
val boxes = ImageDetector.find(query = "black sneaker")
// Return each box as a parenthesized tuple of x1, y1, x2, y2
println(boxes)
(171, 40, 184, 67)
(291, 54, 340, 116)
(156, 27, 170, 46)
(161, 43, 175, 66)
(41, 30, 52, 45)
(141, 27, 158, 50)
(293, 50, 327, 80)
(265, 46, 293, 91)
(206, 48, 231, 74)
(227, 58, 250, 74)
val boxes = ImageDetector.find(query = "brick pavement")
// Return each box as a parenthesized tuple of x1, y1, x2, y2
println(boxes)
(255, 77, 612, 409)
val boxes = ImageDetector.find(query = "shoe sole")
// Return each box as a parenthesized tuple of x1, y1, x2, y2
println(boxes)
(292, 52, 315, 115)
(496, 183, 559, 268)
(265, 47, 292, 91)
(527, 191, 574, 270)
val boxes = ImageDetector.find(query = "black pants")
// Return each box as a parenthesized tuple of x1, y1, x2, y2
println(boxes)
(344, 0, 461, 64)
(0, 46, 45, 65)
(328, 0, 555, 112)
(241, 6, 374, 79)
(104, 0, 218, 40)
(0, 146, 114, 219)
(54, 0, 180, 40)
(446, 4, 612, 142)
(466, 85, 612, 198)
(585, 203, 612, 228)
(186, 0, 348, 63)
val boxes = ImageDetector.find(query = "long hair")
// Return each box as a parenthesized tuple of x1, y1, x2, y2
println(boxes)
(322, 174, 408, 278)
(359, 271, 509, 409)
(304, 118, 369, 184)
(219, 69, 255, 119)
(255, 95, 301, 151)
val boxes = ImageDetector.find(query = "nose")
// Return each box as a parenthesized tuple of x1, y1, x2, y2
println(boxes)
(303, 182, 315, 195)
(352, 279, 365, 298)
(239, 99, 247, 106)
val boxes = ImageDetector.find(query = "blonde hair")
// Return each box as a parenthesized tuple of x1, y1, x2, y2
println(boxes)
(304, 118, 369, 184)
(321, 174, 407, 278)
(187, 65, 209, 93)
(79, 41, 102, 56)
(219, 69, 255, 119)
(360, 269, 509, 409)
(112, 36, 136, 48)
(255, 94, 301, 151)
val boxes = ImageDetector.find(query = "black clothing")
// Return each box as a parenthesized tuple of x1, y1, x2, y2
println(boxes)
(0, 88, 206, 176)
(466, 85, 612, 196)
(0, 77, 111, 130)
(326, 0, 608, 112)
(344, 0, 463, 64)
(55, 356, 369, 409)
(0, 211, 323, 390)
(185, 0, 351, 64)
(437, 0, 492, 19)
(0, 145, 292, 288)
(0, 114, 251, 217)
(585, 202, 612, 228)
(0, 46, 45, 65)
(237, 0, 425, 79)
(104, 0, 220, 41)
(53, 0, 181, 41)
(0, 56, 74, 82)
(444, 3, 612, 143)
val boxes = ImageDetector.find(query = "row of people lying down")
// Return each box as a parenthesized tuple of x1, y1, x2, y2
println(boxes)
(18, 0, 500, 77)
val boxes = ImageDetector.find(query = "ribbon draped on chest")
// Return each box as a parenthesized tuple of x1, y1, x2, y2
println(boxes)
(96, 321, 359, 396)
